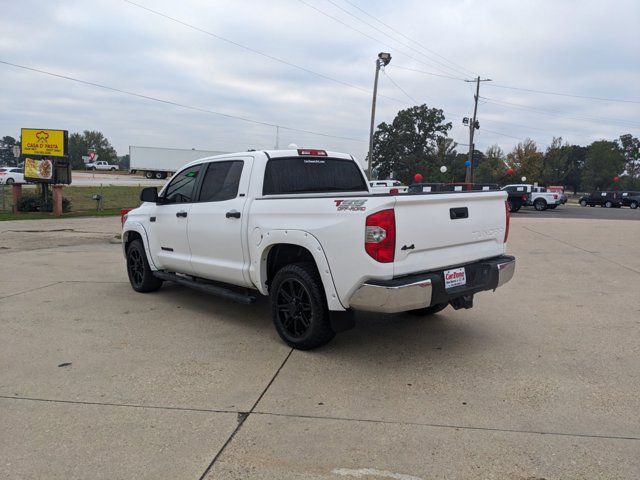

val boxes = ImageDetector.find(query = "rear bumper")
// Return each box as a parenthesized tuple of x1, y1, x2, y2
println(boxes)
(348, 255, 515, 313)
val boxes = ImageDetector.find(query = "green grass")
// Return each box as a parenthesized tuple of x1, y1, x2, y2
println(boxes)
(0, 185, 144, 220)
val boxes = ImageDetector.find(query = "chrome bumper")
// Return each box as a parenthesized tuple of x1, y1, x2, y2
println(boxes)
(349, 278, 434, 313)
(349, 255, 516, 314)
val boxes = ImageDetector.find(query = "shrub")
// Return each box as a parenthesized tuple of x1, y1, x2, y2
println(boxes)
(17, 191, 71, 213)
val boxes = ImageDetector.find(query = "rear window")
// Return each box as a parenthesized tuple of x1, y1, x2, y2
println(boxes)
(263, 157, 367, 195)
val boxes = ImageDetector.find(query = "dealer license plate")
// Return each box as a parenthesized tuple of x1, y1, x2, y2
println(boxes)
(444, 267, 466, 289)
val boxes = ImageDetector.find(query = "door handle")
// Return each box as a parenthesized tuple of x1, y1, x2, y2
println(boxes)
(176, 211, 188, 218)
(226, 210, 241, 219)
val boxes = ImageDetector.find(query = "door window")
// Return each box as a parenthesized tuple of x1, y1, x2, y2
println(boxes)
(198, 161, 244, 202)
(162, 164, 201, 204)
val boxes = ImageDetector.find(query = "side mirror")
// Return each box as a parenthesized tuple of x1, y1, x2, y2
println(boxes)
(140, 187, 158, 203)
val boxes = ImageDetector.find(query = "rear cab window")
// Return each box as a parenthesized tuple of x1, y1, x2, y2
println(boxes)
(263, 157, 368, 195)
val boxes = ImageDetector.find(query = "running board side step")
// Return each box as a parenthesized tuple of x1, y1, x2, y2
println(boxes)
(153, 271, 256, 304)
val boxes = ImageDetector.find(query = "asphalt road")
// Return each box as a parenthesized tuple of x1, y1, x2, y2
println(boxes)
(70, 171, 165, 186)
(0, 215, 638, 479)
(514, 202, 640, 220)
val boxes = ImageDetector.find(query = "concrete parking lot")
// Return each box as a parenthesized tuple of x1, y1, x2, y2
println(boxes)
(1, 211, 638, 479)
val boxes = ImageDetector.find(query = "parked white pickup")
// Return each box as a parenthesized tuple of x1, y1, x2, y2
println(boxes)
(502, 184, 562, 211)
(122, 149, 515, 349)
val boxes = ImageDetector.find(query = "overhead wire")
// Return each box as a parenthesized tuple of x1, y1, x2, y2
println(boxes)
(123, 0, 406, 104)
(0, 59, 367, 143)
(340, 0, 477, 77)
(482, 96, 640, 128)
(295, 0, 471, 79)
(324, 0, 472, 78)
(381, 69, 419, 105)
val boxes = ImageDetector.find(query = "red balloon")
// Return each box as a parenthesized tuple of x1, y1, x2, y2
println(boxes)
(613, 176, 620, 182)
(414, 173, 423, 183)
(507, 168, 514, 175)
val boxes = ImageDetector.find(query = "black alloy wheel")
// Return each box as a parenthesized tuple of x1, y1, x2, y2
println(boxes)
(276, 278, 313, 338)
(126, 239, 163, 293)
(270, 263, 334, 350)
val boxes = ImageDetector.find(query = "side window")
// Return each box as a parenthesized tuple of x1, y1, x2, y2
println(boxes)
(198, 161, 244, 202)
(162, 164, 201, 204)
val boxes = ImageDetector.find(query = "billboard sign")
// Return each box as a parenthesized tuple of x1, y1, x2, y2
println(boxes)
(24, 157, 54, 183)
(21, 128, 68, 157)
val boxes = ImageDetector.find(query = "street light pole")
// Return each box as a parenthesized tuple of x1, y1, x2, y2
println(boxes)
(368, 52, 391, 180)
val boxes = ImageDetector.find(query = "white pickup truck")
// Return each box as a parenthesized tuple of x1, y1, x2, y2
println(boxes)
(122, 149, 515, 349)
(86, 160, 118, 171)
(502, 184, 562, 211)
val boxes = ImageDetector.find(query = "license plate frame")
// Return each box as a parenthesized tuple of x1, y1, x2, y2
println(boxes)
(444, 267, 467, 289)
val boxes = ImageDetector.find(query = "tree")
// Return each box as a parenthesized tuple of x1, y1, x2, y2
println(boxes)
(475, 144, 506, 183)
(581, 140, 625, 191)
(68, 130, 118, 169)
(564, 145, 587, 194)
(371, 104, 453, 184)
(506, 139, 543, 182)
(619, 134, 640, 189)
(541, 137, 574, 185)
(0, 135, 19, 166)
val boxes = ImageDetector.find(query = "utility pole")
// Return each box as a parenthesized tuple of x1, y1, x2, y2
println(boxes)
(368, 52, 391, 179)
(275, 126, 280, 149)
(464, 76, 491, 183)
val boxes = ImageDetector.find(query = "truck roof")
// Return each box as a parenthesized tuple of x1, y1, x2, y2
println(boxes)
(181, 149, 355, 169)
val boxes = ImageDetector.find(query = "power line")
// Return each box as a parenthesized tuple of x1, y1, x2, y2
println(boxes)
(382, 70, 419, 105)
(123, 0, 405, 105)
(482, 96, 640, 128)
(394, 64, 640, 105)
(0, 59, 367, 143)
(295, 0, 469, 79)
(324, 0, 472, 78)
(486, 82, 640, 105)
(340, 0, 476, 77)
(388, 64, 467, 82)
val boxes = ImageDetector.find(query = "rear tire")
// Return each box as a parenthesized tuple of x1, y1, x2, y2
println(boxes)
(6, 178, 15, 185)
(605, 201, 612, 208)
(534, 199, 547, 211)
(630, 201, 638, 209)
(145, 171, 154, 179)
(155, 171, 164, 179)
(126, 239, 163, 293)
(270, 263, 335, 350)
(407, 302, 448, 316)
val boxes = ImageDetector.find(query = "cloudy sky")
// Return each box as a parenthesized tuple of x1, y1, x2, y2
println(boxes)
(1, 0, 638, 162)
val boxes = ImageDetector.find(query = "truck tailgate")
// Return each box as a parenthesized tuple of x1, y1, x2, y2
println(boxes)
(393, 191, 508, 276)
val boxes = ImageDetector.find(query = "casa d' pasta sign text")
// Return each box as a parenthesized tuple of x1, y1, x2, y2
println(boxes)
(21, 128, 68, 157)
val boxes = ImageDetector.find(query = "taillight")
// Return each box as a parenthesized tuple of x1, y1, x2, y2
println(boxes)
(504, 201, 510, 243)
(389, 188, 399, 195)
(121, 208, 132, 227)
(365, 209, 395, 263)
(553, 194, 558, 199)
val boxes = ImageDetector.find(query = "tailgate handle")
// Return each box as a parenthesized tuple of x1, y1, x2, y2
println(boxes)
(450, 207, 468, 219)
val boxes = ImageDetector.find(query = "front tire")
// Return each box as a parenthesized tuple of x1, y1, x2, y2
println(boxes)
(126, 239, 163, 293)
(580, 200, 587, 207)
(407, 302, 448, 316)
(270, 263, 335, 350)
(605, 201, 612, 208)
(534, 199, 547, 211)
(6, 178, 15, 185)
